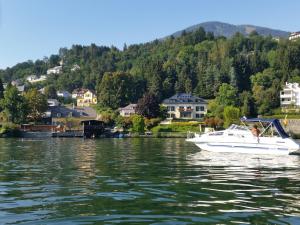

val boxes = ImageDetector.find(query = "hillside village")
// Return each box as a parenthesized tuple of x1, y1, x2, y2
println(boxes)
(1, 28, 300, 136)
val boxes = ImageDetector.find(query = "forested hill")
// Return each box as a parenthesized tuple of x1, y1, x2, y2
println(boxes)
(1, 27, 300, 115)
(170, 21, 290, 38)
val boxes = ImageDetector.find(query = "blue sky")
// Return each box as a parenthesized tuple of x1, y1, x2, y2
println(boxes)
(0, 0, 300, 69)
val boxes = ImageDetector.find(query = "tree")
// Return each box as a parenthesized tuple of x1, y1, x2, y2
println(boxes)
(0, 78, 4, 112)
(1, 84, 28, 124)
(44, 85, 57, 99)
(239, 91, 256, 117)
(215, 83, 238, 106)
(223, 106, 240, 128)
(24, 88, 48, 121)
(0, 78, 4, 100)
(136, 92, 160, 118)
(131, 115, 145, 134)
(96, 72, 135, 109)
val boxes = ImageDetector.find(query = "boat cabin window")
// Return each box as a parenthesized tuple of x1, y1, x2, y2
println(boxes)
(228, 124, 248, 131)
(209, 132, 223, 136)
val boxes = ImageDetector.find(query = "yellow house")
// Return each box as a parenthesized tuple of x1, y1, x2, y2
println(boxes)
(77, 90, 97, 107)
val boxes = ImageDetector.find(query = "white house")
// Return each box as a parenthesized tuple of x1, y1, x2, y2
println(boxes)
(57, 90, 71, 99)
(26, 75, 47, 83)
(47, 99, 60, 107)
(162, 93, 208, 119)
(280, 82, 300, 108)
(4, 82, 25, 93)
(119, 104, 137, 117)
(47, 66, 63, 75)
(289, 32, 300, 41)
(71, 64, 80, 72)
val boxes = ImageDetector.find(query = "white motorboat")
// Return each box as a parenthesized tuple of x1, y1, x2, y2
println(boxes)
(187, 118, 300, 155)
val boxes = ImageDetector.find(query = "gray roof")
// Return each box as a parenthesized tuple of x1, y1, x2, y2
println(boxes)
(162, 93, 207, 104)
(48, 106, 97, 118)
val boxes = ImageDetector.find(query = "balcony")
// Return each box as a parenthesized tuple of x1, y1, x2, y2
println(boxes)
(178, 108, 193, 112)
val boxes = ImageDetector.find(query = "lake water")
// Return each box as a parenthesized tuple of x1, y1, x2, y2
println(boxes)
(0, 138, 300, 224)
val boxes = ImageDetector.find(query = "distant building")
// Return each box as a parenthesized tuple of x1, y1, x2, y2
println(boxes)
(26, 74, 47, 83)
(47, 66, 63, 75)
(4, 81, 25, 93)
(71, 64, 80, 72)
(16, 85, 25, 92)
(280, 82, 300, 108)
(57, 90, 71, 99)
(162, 93, 208, 119)
(76, 90, 97, 107)
(119, 104, 137, 117)
(47, 99, 60, 107)
(289, 32, 300, 41)
(39, 87, 45, 94)
(11, 80, 22, 86)
(72, 88, 88, 99)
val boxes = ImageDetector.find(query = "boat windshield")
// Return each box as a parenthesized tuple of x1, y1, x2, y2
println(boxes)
(228, 124, 249, 131)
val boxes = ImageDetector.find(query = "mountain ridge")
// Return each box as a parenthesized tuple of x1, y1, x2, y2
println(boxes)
(169, 21, 290, 38)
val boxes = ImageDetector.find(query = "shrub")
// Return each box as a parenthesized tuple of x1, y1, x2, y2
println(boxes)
(131, 115, 145, 134)
(223, 106, 240, 128)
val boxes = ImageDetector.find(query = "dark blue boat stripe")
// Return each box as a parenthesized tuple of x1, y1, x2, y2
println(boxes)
(206, 144, 288, 151)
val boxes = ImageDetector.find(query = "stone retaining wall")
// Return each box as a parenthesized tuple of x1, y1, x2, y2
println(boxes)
(280, 119, 300, 135)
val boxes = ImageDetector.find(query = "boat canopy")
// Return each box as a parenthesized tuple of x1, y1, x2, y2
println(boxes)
(240, 118, 289, 138)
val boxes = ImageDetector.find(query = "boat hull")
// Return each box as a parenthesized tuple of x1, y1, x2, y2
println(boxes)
(195, 142, 292, 155)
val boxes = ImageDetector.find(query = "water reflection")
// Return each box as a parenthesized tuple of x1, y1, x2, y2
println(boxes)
(0, 138, 300, 224)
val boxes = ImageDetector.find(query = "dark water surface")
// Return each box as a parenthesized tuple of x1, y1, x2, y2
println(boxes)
(0, 138, 300, 224)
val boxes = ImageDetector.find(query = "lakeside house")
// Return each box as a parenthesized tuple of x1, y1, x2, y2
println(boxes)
(47, 66, 63, 75)
(119, 104, 137, 117)
(162, 93, 208, 119)
(57, 90, 71, 99)
(280, 82, 300, 111)
(76, 90, 97, 107)
(289, 32, 300, 41)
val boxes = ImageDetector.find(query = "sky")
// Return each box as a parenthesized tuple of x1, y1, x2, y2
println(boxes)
(0, 0, 300, 69)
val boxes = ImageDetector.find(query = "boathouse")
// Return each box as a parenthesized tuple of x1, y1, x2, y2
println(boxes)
(81, 120, 105, 138)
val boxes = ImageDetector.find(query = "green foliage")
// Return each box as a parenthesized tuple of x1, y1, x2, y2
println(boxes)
(1, 29, 300, 116)
(44, 85, 57, 99)
(223, 106, 240, 128)
(239, 91, 256, 117)
(136, 93, 161, 118)
(0, 84, 29, 124)
(96, 71, 139, 109)
(0, 78, 4, 100)
(152, 122, 201, 133)
(144, 118, 162, 130)
(131, 115, 145, 134)
(96, 107, 118, 126)
(215, 83, 238, 106)
(0, 122, 21, 137)
(24, 88, 48, 122)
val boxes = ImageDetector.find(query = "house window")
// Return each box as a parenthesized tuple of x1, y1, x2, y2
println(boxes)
(168, 113, 175, 118)
(179, 106, 184, 111)
(196, 106, 200, 111)
(200, 106, 205, 111)
(196, 113, 200, 118)
(187, 106, 192, 110)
